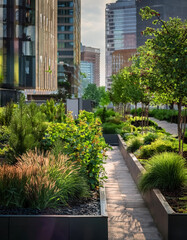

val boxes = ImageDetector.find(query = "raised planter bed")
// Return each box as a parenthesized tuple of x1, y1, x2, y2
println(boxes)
(103, 134, 119, 146)
(0, 187, 108, 240)
(118, 134, 187, 240)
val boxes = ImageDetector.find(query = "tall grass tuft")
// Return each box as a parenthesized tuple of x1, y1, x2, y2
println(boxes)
(139, 152, 187, 192)
(127, 137, 143, 153)
(0, 150, 90, 209)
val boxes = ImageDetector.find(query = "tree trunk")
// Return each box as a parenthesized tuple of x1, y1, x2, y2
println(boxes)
(177, 101, 182, 155)
(181, 108, 186, 156)
(134, 102, 137, 117)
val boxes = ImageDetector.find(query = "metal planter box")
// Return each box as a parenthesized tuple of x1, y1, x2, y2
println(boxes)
(0, 188, 108, 240)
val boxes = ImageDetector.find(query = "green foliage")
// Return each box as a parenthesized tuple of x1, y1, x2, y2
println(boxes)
(0, 126, 10, 144)
(0, 101, 15, 126)
(130, 108, 142, 117)
(95, 108, 115, 123)
(42, 111, 109, 189)
(9, 97, 47, 158)
(82, 84, 110, 107)
(102, 122, 123, 134)
(0, 151, 90, 209)
(136, 139, 176, 159)
(143, 133, 158, 145)
(40, 99, 66, 123)
(149, 108, 186, 124)
(139, 152, 187, 192)
(127, 137, 144, 153)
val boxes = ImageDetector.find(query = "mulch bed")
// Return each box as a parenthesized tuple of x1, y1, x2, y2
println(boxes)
(0, 191, 100, 216)
(161, 188, 187, 214)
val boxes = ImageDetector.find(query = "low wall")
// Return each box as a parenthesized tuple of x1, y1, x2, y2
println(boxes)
(118, 134, 187, 240)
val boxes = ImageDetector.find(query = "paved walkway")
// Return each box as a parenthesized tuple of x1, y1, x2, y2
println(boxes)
(149, 117, 179, 136)
(105, 147, 162, 240)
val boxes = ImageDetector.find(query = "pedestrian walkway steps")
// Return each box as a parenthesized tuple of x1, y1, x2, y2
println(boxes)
(105, 147, 162, 240)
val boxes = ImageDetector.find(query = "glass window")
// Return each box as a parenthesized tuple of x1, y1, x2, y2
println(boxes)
(58, 17, 73, 24)
(58, 1, 73, 8)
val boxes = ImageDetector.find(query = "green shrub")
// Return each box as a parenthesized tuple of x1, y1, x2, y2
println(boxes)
(0, 150, 90, 209)
(94, 108, 115, 123)
(137, 139, 176, 159)
(40, 99, 66, 123)
(143, 133, 158, 145)
(9, 97, 47, 158)
(0, 102, 16, 126)
(42, 110, 109, 189)
(149, 109, 179, 123)
(130, 108, 142, 116)
(127, 137, 144, 153)
(102, 122, 123, 134)
(139, 152, 187, 192)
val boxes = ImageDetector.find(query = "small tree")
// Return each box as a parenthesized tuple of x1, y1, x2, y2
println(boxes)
(138, 7, 187, 154)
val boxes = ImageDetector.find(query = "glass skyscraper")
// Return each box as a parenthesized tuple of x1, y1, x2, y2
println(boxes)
(136, 0, 187, 47)
(105, 0, 136, 90)
(57, 0, 81, 96)
(0, 0, 58, 105)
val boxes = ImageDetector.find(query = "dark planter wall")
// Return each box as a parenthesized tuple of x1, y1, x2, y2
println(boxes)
(0, 216, 107, 240)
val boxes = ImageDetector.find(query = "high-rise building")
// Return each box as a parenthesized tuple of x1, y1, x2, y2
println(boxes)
(57, 0, 81, 96)
(105, 0, 136, 90)
(112, 49, 136, 75)
(0, 0, 58, 104)
(80, 61, 94, 95)
(136, 0, 187, 47)
(81, 45, 100, 87)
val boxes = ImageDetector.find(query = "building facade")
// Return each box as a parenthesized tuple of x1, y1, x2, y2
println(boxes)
(105, 0, 136, 90)
(57, 0, 81, 96)
(136, 0, 187, 47)
(80, 61, 94, 95)
(81, 45, 100, 87)
(112, 48, 136, 75)
(0, 0, 58, 101)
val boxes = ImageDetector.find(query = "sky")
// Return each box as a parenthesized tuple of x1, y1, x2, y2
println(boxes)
(81, 0, 116, 86)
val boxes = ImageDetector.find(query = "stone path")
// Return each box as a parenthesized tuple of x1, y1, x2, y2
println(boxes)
(105, 147, 162, 240)
(149, 117, 179, 136)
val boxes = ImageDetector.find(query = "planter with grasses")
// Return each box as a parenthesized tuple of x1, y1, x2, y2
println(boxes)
(0, 101, 109, 240)
(0, 150, 108, 240)
(118, 135, 187, 240)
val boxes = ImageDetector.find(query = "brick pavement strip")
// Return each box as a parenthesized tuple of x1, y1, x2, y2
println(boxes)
(105, 147, 162, 240)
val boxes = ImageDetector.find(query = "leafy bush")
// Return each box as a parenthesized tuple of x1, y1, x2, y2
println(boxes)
(127, 137, 144, 153)
(139, 152, 187, 192)
(94, 108, 115, 123)
(149, 109, 179, 123)
(0, 150, 90, 209)
(102, 122, 123, 134)
(0, 126, 10, 144)
(130, 108, 142, 116)
(0, 102, 16, 126)
(9, 97, 47, 158)
(40, 99, 66, 123)
(143, 133, 158, 145)
(136, 139, 176, 159)
(42, 111, 109, 189)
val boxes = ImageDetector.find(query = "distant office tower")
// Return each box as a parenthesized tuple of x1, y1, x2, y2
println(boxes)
(0, 0, 58, 105)
(81, 45, 100, 87)
(105, 0, 136, 90)
(57, 0, 81, 96)
(112, 49, 136, 75)
(80, 61, 94, 95)
(136, 0, 187, 47)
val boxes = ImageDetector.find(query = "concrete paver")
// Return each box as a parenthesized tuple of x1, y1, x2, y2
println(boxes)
(105, 147, 162, 240)
(149, 117, 180, 136)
